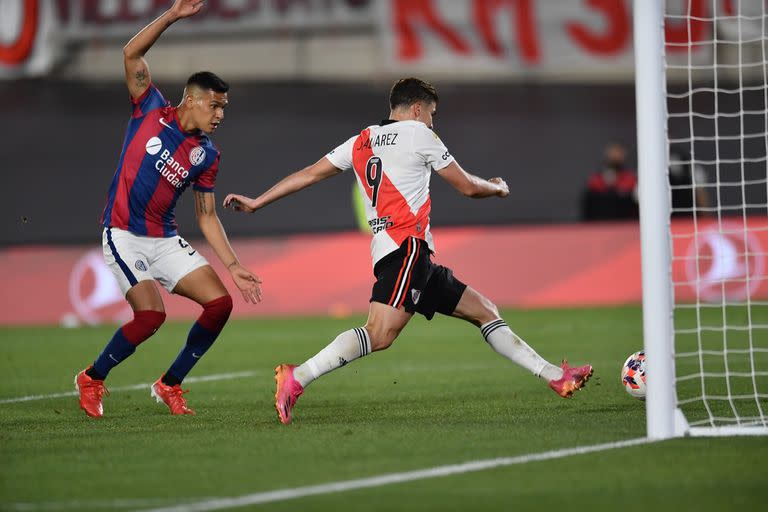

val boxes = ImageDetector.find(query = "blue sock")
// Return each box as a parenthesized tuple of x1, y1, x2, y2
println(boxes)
(165, 322, 219, 384)
(92, 328, 137, 379)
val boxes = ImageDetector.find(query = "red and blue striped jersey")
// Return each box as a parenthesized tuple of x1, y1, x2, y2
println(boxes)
(101, 84, 220, 237)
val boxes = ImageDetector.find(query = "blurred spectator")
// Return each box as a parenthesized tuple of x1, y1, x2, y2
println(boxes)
(669, 146, 710, 216)
(581, 143, 639, 221)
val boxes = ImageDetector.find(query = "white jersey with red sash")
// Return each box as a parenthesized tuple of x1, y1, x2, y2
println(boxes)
(326, 120, 455, 267)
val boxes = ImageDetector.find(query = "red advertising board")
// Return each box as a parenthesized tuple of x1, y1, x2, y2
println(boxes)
(2, 219, 766, 326)
(4, 0, 753, 80)
(378, 0, 732, 77)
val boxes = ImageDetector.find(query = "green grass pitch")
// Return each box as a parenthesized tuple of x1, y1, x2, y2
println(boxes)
(1, 306, 766, 511)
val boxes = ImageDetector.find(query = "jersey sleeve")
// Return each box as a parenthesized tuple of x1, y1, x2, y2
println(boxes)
(325, 135, 357, 172)
(131, 83, 168, 119)
(193, 153, 220, 193)
(413, 125, 455, 172)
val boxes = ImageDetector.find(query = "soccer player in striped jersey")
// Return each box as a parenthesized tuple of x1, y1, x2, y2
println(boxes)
(225, 78, 592, 424)
(75, 0, 262, 418)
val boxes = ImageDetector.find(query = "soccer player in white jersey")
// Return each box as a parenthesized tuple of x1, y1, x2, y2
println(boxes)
(224, 78, 593, 424)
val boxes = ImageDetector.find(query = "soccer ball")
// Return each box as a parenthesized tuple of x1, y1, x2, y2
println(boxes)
(621, 351, 646, 400)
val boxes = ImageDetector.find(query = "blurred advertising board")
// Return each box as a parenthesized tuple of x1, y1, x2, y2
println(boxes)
(1, 0, 731, 79)
(55, 0, 375, 36)
(1, 219, 766, 326)
(378, 0, 723, 78)
(0, 0, 62, 78)
(1, 0, 375, 78)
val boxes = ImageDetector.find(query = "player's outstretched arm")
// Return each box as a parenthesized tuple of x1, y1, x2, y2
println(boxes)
(193, 190, 263, 304)
(437, 161, 509, 198)
(223, 157, 342, 213)
(123, 0, 204, 99)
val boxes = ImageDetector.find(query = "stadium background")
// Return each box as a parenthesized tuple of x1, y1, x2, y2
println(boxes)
(1, 0, 766, 325)
(2, 2, 768, 511)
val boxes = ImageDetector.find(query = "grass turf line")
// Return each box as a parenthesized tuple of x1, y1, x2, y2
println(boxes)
(0, 306, 766, 511)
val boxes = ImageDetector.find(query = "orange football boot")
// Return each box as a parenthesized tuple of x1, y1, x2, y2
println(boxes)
(151, 377, 195, 415)
(75, 367, 109, 418)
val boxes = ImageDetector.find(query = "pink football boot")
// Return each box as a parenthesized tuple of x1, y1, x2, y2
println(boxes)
(548, 360, 594, 398)
(274, 364, 304, 424)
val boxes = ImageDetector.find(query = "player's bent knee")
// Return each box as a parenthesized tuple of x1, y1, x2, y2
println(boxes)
(199, 294, 233, 333)
(484, 302, 500, 321)
(470, 294, 499, 326)
(122, 310, 166, 345)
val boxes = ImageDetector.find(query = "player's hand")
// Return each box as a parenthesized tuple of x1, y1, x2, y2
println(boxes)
(488, 177, 509, 198)
(223, 194, 258, 213)
(229, 263, 262, 304)
(169, 0, 205, 20)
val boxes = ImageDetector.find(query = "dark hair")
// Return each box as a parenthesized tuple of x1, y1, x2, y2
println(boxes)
(186, 71, 229, 93)
(389, 77, 438, 110)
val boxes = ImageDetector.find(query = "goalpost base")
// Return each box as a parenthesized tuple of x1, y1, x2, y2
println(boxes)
(674, 408, 768, 436)
(686, 427, 768, 437)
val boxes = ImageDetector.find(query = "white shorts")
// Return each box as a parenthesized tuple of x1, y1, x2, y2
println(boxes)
(102, 227, 210, 295)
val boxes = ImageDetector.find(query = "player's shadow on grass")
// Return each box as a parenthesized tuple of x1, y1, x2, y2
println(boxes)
(260, 392, 599, 428)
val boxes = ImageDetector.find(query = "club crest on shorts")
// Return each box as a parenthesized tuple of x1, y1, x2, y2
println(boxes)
(135, 260, 148, 272)
(189, 146, 206, 166)
(411, 289, 421, 304)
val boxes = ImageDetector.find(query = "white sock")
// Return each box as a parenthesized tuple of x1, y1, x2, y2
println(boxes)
(480, 319, 563, 381)
(293, 327, 372, 388)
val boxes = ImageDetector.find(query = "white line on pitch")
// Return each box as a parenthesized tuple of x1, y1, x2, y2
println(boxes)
(0, 371, 259, 405)
(139, 437, 655, 512)
(5, 497, 222, 511)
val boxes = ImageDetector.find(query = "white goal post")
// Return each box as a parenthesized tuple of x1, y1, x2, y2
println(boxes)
(635, 0, 768, 438)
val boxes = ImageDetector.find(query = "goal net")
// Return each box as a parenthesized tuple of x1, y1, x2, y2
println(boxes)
(664, 0, 768, 435)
